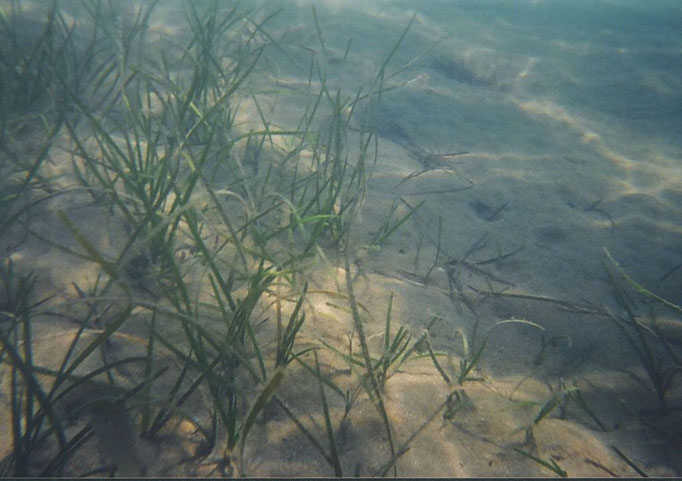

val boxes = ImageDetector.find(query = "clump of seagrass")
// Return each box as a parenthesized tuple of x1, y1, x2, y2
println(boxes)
(602, 249, 682, 418)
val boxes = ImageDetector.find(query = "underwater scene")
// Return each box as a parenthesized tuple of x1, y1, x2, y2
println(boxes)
(1, 0, 681, 477)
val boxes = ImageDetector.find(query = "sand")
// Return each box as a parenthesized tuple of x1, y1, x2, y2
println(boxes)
(1, 0, 681, 477)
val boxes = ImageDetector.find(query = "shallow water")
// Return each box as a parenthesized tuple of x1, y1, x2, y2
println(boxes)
(1, 0, 681, 477)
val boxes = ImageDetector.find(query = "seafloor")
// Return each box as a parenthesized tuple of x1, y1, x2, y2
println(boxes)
(1, 0, 681, 477)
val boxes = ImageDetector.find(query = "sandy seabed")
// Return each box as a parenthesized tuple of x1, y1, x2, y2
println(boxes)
(1, 0, 681, 477)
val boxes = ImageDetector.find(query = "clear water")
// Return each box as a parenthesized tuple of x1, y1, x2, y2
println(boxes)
(1, 0, 680, 476)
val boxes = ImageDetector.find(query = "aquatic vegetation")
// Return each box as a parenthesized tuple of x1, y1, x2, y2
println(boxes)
(514, 447, 567, 477)
(457, 336, 487, 384)
(1, 1, 679, 477)
(442, 389, 473, 421)
(368, 197, 424, 250)
(611, 445, 649, 477)
(0, 1, 443, 476)
(525, 382, 600, 437)
(603, 249, 682, 416)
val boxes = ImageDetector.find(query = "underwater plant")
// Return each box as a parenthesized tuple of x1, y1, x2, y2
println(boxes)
(0, 0, 442, 476)
(603, 249, 682, 416)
